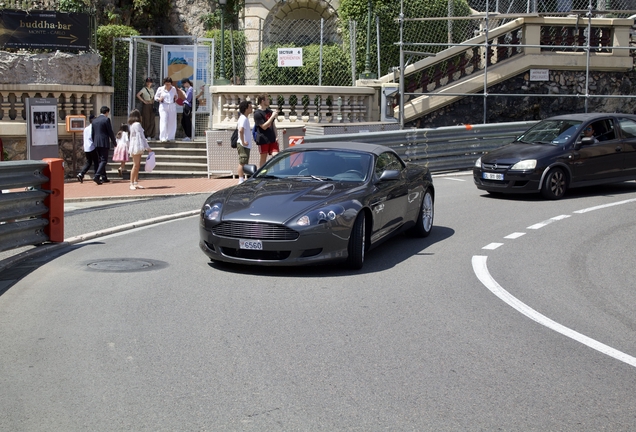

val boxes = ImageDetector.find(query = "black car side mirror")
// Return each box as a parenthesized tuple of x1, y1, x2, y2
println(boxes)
(378, 170, 400, 181)
(575, 136, 595, 150)
(243, 164, 258, 176)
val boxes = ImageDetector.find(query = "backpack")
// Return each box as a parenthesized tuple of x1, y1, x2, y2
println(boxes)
(230, 128, 238, 148)
(252, 124, 259, 143)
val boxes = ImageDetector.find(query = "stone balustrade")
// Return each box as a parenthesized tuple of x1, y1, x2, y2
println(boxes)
(208, 85, 379, 128)
(0, 84, 113, 135)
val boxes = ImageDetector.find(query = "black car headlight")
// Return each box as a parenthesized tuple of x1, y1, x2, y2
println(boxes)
(202, 203, 222, 221)
(297, 205, 345, 227)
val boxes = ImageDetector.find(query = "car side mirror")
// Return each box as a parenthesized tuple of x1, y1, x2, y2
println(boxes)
(575, 136, 595, 150)
(243, 164, 258, 176)
(378, 170, 400, 181)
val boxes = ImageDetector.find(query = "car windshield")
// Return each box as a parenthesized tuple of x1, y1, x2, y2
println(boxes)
(255, 149, 372, 182)
(516, 119, 583, 145)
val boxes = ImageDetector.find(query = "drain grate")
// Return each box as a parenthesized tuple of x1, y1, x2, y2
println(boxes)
(85, 258, 168, 273)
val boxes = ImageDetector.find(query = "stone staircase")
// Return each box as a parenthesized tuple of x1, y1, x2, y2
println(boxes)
(106, 139, 208, 179)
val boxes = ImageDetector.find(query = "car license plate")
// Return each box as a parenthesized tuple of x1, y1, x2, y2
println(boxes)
(239, 239, 263, 250)
(483, 172, 504, 181)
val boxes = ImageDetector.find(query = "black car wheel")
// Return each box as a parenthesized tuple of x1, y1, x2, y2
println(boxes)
(541, 167, 567, 200)
(410, 188, 434, 237)
(347, 213, 366, 270)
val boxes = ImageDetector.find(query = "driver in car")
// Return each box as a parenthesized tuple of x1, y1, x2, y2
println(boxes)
(582, 124, 599, 143)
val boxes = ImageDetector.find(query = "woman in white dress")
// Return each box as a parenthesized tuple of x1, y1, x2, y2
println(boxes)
(127, 109, 152, 190)
(154, 76, 178, 142)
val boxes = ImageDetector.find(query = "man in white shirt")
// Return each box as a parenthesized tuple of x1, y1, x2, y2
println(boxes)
(237, 100, 253, 184)
(77, 114, 96, 183)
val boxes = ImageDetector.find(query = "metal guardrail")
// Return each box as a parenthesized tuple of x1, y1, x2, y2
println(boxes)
(303, 121, 538, 172)
(0, 160, 59, 253)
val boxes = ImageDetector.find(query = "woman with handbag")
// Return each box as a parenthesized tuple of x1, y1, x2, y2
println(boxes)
(136, 77, 157, 140)
(127, 109, 152, 190)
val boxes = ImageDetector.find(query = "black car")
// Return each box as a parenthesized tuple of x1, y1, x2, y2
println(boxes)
(473, 113, 636, 199)
(199, 142, 434, 269)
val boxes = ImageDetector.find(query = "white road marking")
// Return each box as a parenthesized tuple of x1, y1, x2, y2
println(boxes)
(574, 197, 636, 214)
(505, 232, 526, 239)
(482, 243, 504, 250)
(527, 214, 570, 229)
(472, 255, 636, 368)
(444, 177, 466, 182)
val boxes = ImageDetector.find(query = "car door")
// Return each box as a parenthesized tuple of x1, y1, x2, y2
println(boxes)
(616, 117, 636, 178)
(572, 118, 624, 182)
(369, 152, 408, 242)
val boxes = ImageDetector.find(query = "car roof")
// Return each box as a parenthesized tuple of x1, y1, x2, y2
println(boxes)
(545, 113, 636, 122)
(288, 141, 395, 156)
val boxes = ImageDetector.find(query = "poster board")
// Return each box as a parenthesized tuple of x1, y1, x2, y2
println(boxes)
(66, 115, 86, 132)
(163, 45, 210, 113)
(26, 98, 59, 160)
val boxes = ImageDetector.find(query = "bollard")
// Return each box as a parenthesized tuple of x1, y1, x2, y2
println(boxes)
(42, 158, 64, 242)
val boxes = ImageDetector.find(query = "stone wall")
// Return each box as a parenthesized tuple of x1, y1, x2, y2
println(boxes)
(0, 51, 102, 85)
(411, 70, 636, 128)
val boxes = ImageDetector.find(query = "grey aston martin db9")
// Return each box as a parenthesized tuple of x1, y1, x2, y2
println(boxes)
(199, 142, 434, 269)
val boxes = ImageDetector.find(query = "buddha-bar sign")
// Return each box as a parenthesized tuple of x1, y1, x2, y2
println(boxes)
(0, 9, 90, 51)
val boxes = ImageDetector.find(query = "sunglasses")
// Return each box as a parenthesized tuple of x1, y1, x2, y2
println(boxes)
(585, 127, 593, 131)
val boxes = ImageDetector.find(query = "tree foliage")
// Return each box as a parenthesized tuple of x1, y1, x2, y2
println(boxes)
(339, 0, 472, 77)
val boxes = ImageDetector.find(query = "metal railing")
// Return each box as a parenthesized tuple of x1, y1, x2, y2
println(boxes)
(303, 120, 538, 172)
(0, 160, 64, 254)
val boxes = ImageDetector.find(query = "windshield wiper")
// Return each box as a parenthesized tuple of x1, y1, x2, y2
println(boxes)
(288, 175, 331, 181)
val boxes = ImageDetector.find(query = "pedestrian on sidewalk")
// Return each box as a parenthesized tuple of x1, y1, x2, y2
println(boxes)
(127, 109, 152, 190)
(136, 77, 157, 140)
(155, 77, 178, 142)
(237, 100, 253, 184)
(254, 94, 279, 168)
(181, 78, 193, 141)
(77, 114, 96, 183)
(113, 123, 129, 176)
(91, 106, 117, 185)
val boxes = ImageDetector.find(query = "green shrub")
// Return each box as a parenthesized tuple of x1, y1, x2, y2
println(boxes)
(206, 29, 247, 83)
(96, 25, 139, 86)
(258, 43, 351, 86)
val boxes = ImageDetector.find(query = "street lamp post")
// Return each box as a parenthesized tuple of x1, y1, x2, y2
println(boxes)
(216, 0, 230, 85)
(359, 0, 377, 80)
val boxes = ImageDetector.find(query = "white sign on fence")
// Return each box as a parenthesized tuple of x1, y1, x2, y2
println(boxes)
(278, 48, 303, 67)
(530, 69, 549, 81)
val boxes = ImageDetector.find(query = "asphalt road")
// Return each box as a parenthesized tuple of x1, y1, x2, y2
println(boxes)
(2, 176, 636, 431)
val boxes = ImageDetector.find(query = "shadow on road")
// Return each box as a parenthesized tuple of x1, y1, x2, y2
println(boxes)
(207, 225, 455, 278)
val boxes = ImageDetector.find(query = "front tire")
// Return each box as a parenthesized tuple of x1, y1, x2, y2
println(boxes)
(347, 213, 366, 270)
(411, 188, 434, 237)
(541, 168, 567, 200)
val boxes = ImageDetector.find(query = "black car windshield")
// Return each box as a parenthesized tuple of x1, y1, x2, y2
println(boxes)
(516, 119, 583, 145)
(255, 149, 372, 182)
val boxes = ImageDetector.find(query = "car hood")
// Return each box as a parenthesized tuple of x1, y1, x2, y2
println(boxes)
(482, 142, 561, 164)
(220, 179, 359, 223)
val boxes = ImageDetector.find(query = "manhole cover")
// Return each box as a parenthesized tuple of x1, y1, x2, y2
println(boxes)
(85, 258, 167, 273)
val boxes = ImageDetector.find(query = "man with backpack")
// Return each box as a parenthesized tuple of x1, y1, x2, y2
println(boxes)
(254, 94, 279, 167)
(236, 100, 253, 184)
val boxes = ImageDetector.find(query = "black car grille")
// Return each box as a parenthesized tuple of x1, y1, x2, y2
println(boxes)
(482, 162, 512, 171)
(212, 221, 299, 241)
(220, 247, 291, 260)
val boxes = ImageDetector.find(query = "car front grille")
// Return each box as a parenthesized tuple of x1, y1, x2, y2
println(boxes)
(482, 163, 512, 171)
(212, 221, 299, 241)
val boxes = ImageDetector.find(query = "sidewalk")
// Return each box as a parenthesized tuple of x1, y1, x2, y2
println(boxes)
(64, 176, 238, 201)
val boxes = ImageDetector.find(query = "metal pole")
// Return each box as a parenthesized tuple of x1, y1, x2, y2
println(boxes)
(376, 15, 381, 77)
(360, 0, 377, 79)
(585, 4, 592, 112)
(217, 3, 229, 84)
(399, 0, 405, 129)
(319, 18, 324, 87)
(257, 18, 262, 86)
(483, 0, 489, 124)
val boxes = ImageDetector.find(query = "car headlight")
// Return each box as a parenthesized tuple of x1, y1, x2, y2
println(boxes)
(297, 205, 344, 226)
(511, 159, 537, 170)
(474, 157, 482, 168)
(202, 203, 222, 221)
